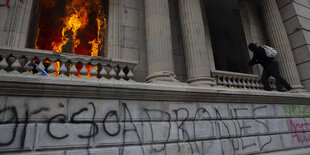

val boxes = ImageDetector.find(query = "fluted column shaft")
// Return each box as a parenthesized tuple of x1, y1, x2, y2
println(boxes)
(262, 0, 303, 89)
(145, 0, 176, 82)
(178, 0, 215, 86)
(107, 0, 122, 59)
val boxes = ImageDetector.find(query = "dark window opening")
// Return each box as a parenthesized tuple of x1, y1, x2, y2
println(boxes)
(205, 0, 251, 74)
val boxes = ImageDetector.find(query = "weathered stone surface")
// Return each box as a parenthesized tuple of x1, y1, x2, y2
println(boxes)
(293, 45, 310, 65)
(0, 96, 5, 122)
(228, 104, 253, 119)
(244, 119, 269, 136)
(165, 142, 203, 155)
(279, 3, 296, 21)
(297, 61, 310, 81)
(66, 148, 119, 155)
(0, 124, 35, 152)
(183, 121, 217, 140)
(123, 8, 139, 28)
(267, 119, 289, 134)
(274, 104, 290, 117)
(5, 97, 67, 122)
(35, 124, 93, 150)
(120, 100, 163, 121)
(143, 122, 179, 143)
(235, 137, 260, 155)
(203, 140, 223, 155)
(253, 104, 275, 118)
(162, 101, 198, 120)
(68, 99, 119, 121)
(9, 151, 65, 155)
(259, 135, 283, 152)
(277, 0, 292, 9)
(94, 122, 143, 146)
(217, 120, 244, 138)
(198, 102, 230, 119)
(221, 139, 235, 155)
(287, 118, 306, 132)
(281, 133, 302, 149)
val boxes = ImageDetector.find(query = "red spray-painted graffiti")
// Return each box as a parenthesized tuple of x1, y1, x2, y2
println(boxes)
(0, 0, 25, 8)
(289, 119, 310, 144)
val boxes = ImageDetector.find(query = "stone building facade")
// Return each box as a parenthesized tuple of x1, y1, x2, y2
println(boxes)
(1, 0, 310, 154)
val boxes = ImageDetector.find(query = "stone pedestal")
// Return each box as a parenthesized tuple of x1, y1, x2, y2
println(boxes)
(145, 0, 177, 83)
(178, 0, 215, 86)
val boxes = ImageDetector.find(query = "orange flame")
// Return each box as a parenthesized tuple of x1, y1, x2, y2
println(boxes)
(35, 0, 107, 77)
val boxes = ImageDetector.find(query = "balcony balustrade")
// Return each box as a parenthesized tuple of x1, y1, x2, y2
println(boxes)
(212, 70, 277, 90)
(0, 46, 137, 82)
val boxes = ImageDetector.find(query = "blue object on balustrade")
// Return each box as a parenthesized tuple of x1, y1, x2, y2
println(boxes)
(28, 62, 49, 76)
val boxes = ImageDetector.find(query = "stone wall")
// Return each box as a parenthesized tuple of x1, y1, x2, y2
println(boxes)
(278, 0, 310, 91)
(1, 95, 310, 155)
(121, 0, 147, 82)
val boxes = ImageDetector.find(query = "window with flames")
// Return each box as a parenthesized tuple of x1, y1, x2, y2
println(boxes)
(34, 0, 108, 57)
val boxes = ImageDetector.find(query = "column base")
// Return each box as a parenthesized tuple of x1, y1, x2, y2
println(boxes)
(188, 76, 216, 87)
(146, 71, 180, 83)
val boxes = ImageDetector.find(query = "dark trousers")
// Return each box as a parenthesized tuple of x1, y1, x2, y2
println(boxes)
(261, 60, 292, 91)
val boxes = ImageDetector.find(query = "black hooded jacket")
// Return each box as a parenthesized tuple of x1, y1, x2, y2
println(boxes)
(248, 46, 275, 68)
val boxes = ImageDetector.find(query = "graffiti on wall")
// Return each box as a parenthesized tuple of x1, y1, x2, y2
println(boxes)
(282, 105, 310, 145)
(1, 101, 307, 154)
(0, 101, 275, 155)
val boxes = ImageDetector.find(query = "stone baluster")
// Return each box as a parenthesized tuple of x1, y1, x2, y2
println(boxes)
(19, 56, 28, 74)
(37, 57, 47, 77)
(99, 64, 108, 80)
(242, 78, 248, 89)
(145, 0, 177, 83)
(80, 62, 88, 78)
(48, 58, 57, 77)
(118, 65, 126, 81)
(127, 66, 134, 82)
(261, 0, 304, 91)
(227, 76, 233, 88)
(59, 60, 68, 78)
(216, 76, 222, 86)
(89, 63, 98, 79)
(237, 78, 243, 88)
(10, 56, 21, 74)
(0, 55, 8, 74)
(222, 76, 228, 87)
(109, 65, 117, 80)
(232, 78, 238, 88)
(70, 61, 78, 78)
(22, 56, 32, 76)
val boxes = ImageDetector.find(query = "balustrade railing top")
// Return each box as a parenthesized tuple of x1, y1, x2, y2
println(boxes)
(212, 70, 277, 90)
(0, 46, 138, 81)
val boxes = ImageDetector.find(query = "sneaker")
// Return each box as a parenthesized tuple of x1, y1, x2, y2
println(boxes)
(287, 89, 298, 93)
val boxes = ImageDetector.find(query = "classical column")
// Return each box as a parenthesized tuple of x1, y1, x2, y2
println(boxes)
(261, 0, 304, 90)
(107, 0, 122, 59)
(145, 0, 177, 82)
(178, 0, 215, 86)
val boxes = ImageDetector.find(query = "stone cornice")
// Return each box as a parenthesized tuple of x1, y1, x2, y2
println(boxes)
(0, 75, 309, 104)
